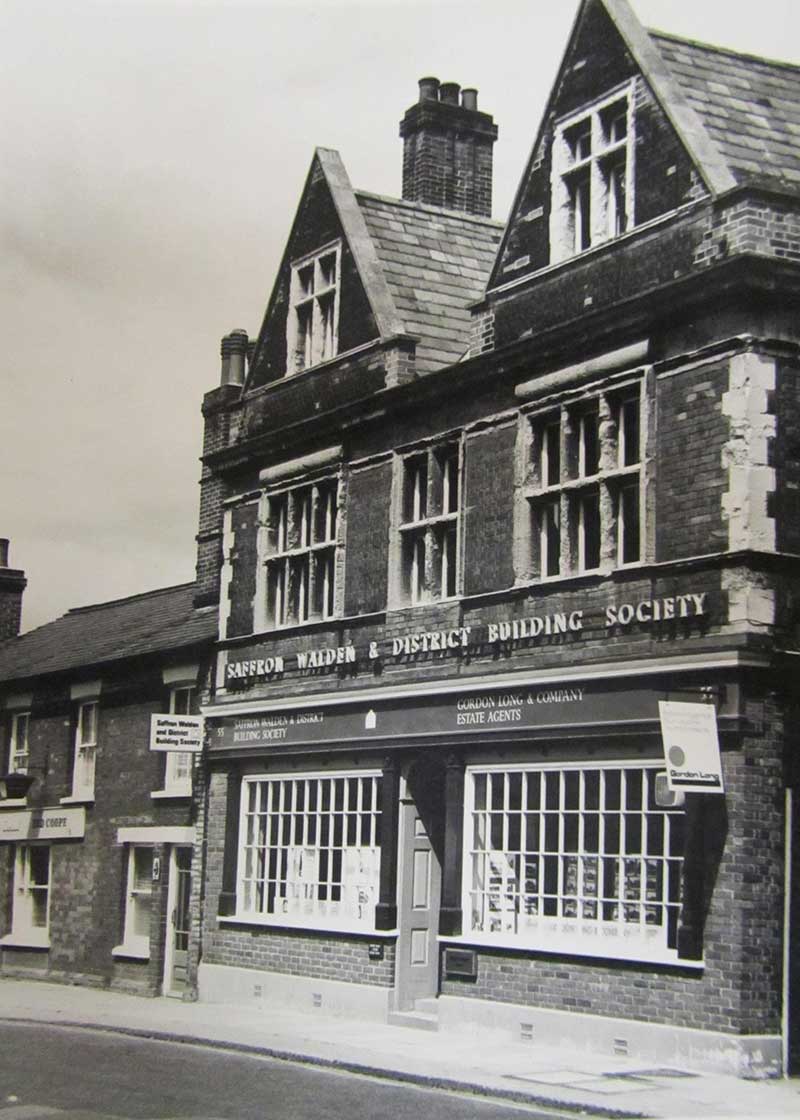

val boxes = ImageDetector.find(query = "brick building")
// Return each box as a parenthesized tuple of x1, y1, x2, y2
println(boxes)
(0, 571, 215, 996)
(194, 0, 800, 1077)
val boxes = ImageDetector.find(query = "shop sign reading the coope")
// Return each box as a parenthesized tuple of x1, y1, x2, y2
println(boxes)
(0, 806, 86, 842)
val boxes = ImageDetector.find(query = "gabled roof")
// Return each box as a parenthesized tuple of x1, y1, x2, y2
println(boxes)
(487, 0, 799, 293)
(246, 147, 503, 388)
(0, 583, 216, 686)
(356, 192, 503, 374)
(652, 32, 800, 192)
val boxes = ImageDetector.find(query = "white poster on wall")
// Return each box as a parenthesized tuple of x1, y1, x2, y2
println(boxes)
(658, 701, 724, 793)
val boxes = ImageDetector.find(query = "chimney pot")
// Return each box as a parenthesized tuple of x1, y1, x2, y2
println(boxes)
(418, 76, 440, 102)
(0, 539, 8, 568)
(400, 78, 498, 216)
(461, 88, 478, 111)
(220, 329, 249, 387)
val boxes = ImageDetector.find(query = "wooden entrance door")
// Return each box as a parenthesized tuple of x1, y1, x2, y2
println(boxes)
(395, 757, 445, 1011)
(164, 846, 192, 996)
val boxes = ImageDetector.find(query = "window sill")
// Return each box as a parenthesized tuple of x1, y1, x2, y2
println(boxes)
(0, 932, 50, 951)
(151, 789, 191, 801)
(60, 794, 95, 806)
(439, 932, 703, 970)
(219, 913, 385, 938)
(0, 798, 28, 810)
(112, 943, 150, 961)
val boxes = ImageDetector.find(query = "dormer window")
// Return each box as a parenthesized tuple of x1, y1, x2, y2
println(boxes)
(287, 243, 341, 373)
(551, 86, 633, 263)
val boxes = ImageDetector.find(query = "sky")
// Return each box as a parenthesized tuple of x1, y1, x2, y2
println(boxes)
(2, 0, 798, 632)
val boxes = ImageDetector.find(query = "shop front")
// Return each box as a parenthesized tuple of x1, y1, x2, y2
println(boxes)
(199, 624, 783, 1074)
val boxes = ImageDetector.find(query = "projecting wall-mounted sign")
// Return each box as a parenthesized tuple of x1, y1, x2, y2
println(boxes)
(224, 591, 710, 687)
(150, 714, 204, 753)
(659, 701, 724, 793)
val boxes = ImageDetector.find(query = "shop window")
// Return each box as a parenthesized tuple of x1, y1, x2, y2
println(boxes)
(286, 243, 340, 374)
(237, 772, 382, 933)
(69, 700, 98, 801)
(9, 844, 50, 947)
(162, 687, 194, 797)
(397, 442, 460, 605)
(9, 711, 30, 774)
(526, 385, 642, 579)
(464, 764, 685, 964)
(551, 88, 633, 263)
(115, 846, 154, 959)
(263, 478, 339, 629)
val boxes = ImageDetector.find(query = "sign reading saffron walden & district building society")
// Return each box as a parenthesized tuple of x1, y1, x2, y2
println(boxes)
(149, 714, 204, 753)
(658, 701, 724, 793)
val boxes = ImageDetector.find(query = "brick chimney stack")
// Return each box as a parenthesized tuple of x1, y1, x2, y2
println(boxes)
(194, 331, 248, 608)
(400, 77, 498, 217)
(0, 539, 26, 640)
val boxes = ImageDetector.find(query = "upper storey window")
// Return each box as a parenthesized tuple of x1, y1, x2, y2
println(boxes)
(551, 86, 633, 263)
(526, 384, 642, 579)
(287, 243, 341, 373)
(263, 478, 339, 628)
(396, 442, 461, 606)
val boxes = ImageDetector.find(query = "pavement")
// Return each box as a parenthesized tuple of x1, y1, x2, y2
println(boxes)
(0, 978, 798, 1119)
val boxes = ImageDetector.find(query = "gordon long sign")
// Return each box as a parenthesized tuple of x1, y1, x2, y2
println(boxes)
(225, 590, 709, 685)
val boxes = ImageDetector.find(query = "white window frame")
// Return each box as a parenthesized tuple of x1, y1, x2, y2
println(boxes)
(9, 711, 30, 774)
(462, 762, 687, 966)
(525, 381, 643, 580)
(113, 845, 154, 959)
(395, 441, 461, 607)
(260, 476, 340, 630)
(235, 770, 382, 934)
(550, 83, 635, 264)
(286, 241, 341, 374)
(6, 844, 51, 948)
(67, 700, 98, 802)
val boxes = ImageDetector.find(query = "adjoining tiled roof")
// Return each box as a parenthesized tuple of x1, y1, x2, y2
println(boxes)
(356, 192, 503, 376)
(0, 583, 216, 685)
(653, 31, 800, 192)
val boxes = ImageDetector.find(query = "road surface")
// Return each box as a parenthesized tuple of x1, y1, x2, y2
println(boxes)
(0, 1022, 566, 1120)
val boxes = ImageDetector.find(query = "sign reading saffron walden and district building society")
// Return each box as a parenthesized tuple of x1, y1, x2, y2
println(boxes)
(149, 714, 204, 753)
(658, 701, 724, 793)
(225, 590, 711, 683)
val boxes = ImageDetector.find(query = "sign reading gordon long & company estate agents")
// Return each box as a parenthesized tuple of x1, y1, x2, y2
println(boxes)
(658, 701, 724, 793)
(149, 714, 204, 753)
(211, 682, 664, 753)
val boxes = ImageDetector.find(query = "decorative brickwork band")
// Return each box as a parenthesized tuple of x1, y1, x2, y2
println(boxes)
(375, 755, 401, 930)
(439, 750, 465, 937)
(217, 767, 243, 917)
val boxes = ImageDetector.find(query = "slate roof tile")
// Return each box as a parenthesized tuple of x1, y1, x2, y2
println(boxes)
(0, 583, 216, 685)
(653, 31, 800, 190)
(356, 191, 502, 373)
